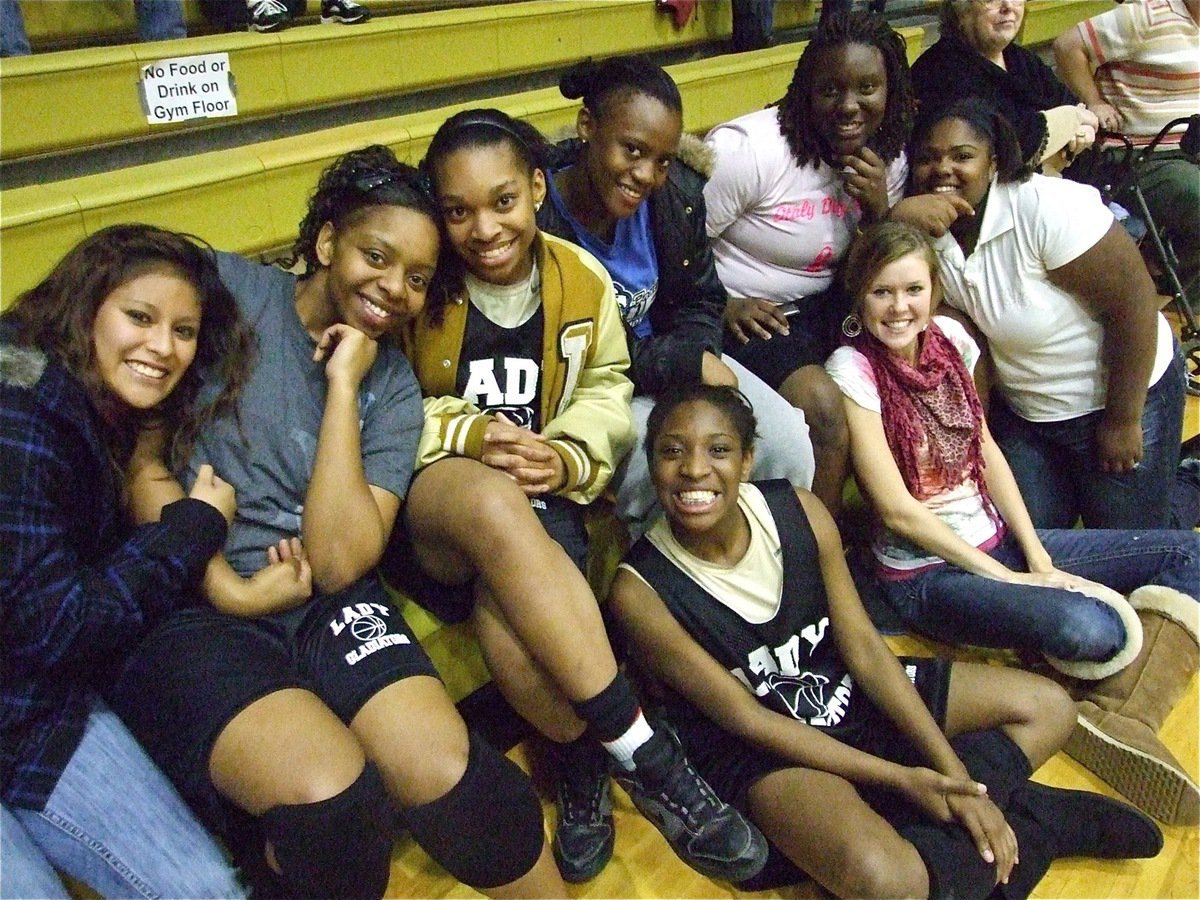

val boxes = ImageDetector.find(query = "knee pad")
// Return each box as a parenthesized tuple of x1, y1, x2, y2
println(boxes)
(402, 730, 544, 890)
(261, 762, 393, 900)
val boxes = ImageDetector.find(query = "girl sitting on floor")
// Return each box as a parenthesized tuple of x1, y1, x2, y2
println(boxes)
(826, 220, 1200, 825)
(609, 382, 1163, 898)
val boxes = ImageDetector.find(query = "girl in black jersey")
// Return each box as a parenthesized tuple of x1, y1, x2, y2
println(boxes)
(609, 383, 1164, 898)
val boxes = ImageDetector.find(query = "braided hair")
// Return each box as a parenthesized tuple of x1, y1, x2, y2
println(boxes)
(291, 144, 462, 322)
(776, 10, 915, 167)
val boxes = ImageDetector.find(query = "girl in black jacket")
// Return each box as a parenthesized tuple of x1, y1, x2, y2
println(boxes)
(538, 55, 815, 536)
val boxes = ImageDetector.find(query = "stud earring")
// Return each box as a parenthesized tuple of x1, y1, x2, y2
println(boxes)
(535, 200, 543, 212)
(841, 313, 862, 338)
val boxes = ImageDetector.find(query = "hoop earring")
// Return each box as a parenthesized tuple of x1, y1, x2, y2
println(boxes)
(841, 314, 862, 338)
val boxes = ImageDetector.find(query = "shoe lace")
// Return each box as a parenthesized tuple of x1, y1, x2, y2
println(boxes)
(560, 768, 608, 824)
(253, 0, 288, 15)
(648, 756, 725, 830)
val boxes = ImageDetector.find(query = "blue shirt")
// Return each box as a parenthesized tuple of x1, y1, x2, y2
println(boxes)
(546, 168, 659, 340)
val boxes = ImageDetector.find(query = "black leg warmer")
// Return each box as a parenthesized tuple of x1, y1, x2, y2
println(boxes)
(897, 729, 1037, 900)
(260, 762, 394, 900)
(402, 730, 545, 890)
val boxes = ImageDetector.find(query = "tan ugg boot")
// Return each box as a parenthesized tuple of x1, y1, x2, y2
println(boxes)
(1065, 585, 1199, 825)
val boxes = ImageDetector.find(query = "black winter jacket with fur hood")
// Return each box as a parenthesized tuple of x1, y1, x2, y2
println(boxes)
(537, 133, 726, 396)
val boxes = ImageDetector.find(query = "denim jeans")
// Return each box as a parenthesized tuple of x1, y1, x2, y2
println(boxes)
(990, 350, 1188, 529)
(0, 698, 244, 899)
(0, 0, 183, 56)
(882, 528, 1200, 661)
(0, 0, 30, 56)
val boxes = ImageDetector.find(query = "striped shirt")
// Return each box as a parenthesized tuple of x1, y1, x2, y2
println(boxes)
(1077, 0, 1200, 147)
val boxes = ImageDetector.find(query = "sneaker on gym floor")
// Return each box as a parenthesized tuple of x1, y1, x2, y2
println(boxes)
(553, 745, 614, 883)
(321, 0, 371, 24)
(246, 0, 290, 32)
(613, 728, 767, 883)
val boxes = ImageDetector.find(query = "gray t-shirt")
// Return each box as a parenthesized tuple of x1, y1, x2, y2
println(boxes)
(182, 252, 422, 577)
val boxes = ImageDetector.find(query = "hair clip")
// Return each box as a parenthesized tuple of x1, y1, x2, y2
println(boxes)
(354, 170, 403, 194)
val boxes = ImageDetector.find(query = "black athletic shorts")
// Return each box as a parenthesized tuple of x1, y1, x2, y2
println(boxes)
(381, 464, 591, 625)
(723, 286, 849, 390)
(673, 656, 951, 807)
(108, 577, 437, 830)
(668, 656, 952, 889)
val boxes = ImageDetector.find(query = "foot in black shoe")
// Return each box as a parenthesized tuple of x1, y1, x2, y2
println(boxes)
(613, 728, 768, 882)
(552, 741, 614, 883)
(320, 0, 371, 24)
(1018, 781, 1164, 860)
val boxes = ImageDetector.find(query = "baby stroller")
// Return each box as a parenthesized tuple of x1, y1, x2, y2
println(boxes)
(1073, 114, 1200, 396)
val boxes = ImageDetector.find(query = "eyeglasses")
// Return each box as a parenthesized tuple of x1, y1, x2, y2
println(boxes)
(972, 0, 1024, 9)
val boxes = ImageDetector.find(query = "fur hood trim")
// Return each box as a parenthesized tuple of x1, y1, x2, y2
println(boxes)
(0, 343, 48, 389)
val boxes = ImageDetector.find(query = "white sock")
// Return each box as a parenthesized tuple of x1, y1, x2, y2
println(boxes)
(600, 711, 654, 772)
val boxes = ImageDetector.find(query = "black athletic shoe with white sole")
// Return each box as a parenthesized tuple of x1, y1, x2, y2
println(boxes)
(614, 728, 768, 883)
(246, 0, 290, 32)
(320, 0, 371, 24)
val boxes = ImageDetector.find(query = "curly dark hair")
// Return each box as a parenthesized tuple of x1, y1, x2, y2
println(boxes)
(291, 144, 463, 324)
(776, 10, 915, 167)
(4, 223, 255, 472)
(911, 97, 1033, 186)
(643, 383, 758, 464)
(559, 55, 682, 121)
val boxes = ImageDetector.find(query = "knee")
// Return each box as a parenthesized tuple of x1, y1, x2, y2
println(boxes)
(1048, 601, 1126, 662)
(1021, 676, 1077, 746)
(782, 370, 847, 444)
(830, 840, 927, 899)
(403, 731, 545, 890)
(261, 763, 393, 900)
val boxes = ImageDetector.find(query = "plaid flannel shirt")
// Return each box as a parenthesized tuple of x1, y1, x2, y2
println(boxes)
(1, 340, 225, 809)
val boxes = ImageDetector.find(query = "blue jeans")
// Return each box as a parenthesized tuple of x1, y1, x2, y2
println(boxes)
(133, 0, 187, 41)
(990, 350, 1189, 529)
(0, 698, 244, 899)
(0, 0, 30, 56)
(882, 528, 1200, 661)
(0, 0, 183, 56)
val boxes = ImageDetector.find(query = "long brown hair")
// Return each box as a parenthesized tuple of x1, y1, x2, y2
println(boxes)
(4, 223, 255, 472)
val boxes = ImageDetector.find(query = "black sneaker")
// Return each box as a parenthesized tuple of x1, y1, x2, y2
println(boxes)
(613, 728, 768, 882)
(246, 0, 290, 32)
(320, 0, 371, 24)
(552, 742, 614, 883)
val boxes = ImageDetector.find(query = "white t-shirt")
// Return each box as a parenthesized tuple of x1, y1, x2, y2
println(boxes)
(703, 106, 908, 303)
(825, 317, 1000, 577)
(933, 175, 1174, 422)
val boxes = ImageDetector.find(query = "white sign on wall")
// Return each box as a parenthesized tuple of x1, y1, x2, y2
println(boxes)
(139, 53, 238, 125)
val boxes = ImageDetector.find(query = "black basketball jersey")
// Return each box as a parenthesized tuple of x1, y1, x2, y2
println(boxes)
(623, 480, 873, 742)
(455, 303, 545, 432)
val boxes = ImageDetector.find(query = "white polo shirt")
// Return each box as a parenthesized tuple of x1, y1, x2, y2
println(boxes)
(933, 174, 1174, 422)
